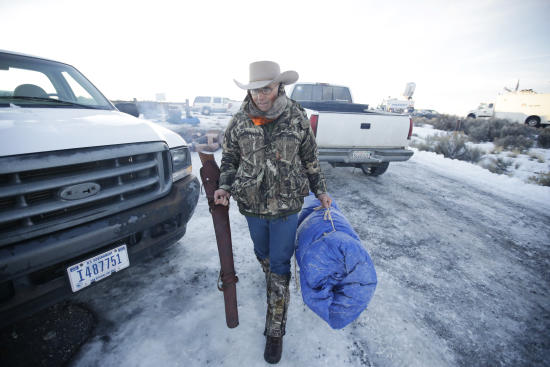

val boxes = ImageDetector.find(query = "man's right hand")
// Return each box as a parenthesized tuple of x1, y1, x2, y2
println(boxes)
(214, 189, 230, 206)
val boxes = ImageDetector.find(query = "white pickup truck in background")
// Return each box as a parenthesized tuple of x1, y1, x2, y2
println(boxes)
(287, 82, 413, 176)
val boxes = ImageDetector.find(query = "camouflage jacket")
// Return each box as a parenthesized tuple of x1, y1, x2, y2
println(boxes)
(219, 97, 327, 218)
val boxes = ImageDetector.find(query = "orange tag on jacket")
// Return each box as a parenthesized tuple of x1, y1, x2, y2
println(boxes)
(250, 117, 275, 126)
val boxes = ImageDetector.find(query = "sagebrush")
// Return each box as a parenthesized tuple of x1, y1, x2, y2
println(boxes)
(538, 128, 550, 148)
(493, 135, 533, 151)
(411, 132, 483, 163)
(482, 157, 513, 175)
(416, 115, 539, 148)
(527, 171, 550, 186)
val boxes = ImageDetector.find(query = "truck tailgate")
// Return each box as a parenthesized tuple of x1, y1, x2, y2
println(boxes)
(312, 110, 411, 148)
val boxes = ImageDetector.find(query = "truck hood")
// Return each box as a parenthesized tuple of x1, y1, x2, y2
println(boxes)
(0, 107, 186, 157)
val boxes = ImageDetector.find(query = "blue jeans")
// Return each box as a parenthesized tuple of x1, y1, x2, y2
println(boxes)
(245, 214, 298, 275)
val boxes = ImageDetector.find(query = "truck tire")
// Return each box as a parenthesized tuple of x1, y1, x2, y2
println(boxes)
(361, 162, 389, 176)
(201, 107, 211, 115)
(467, 113, 476, 119)
(525, 116, 540, 127)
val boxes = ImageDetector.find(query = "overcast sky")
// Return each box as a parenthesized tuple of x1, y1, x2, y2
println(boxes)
(2, 0, 549, 115)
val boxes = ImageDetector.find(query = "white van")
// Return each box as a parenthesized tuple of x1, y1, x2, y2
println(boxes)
(467, 90, 550, 127)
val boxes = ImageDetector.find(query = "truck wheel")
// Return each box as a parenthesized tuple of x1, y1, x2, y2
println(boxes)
(467, 114, 476, 119)
(361, 162, 389, 176)
(201, 107, 211, 115)
(525, 116, 540, 127)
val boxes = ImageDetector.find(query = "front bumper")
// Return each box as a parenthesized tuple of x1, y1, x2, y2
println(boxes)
(0, 174, 200, 326)
(318, 147, 414, 165)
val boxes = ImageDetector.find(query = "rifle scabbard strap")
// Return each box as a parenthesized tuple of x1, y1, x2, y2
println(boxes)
(217, 269, 239, 291)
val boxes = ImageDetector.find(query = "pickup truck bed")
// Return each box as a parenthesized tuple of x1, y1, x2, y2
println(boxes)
(301, 102, 413, 176)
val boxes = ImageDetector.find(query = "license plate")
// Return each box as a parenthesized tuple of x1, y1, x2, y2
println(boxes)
(350, 150, 371, 161)
(67, 245, 130, 292)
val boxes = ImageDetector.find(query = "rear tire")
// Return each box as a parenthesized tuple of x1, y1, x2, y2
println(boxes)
(525, 116, 540, 127)
(361, 162, 389, 176)
(467, 114, 476, 119)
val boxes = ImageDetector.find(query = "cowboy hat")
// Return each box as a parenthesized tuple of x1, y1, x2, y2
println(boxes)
(234, 61, 299, 90)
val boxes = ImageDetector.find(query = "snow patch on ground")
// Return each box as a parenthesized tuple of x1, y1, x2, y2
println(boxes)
(412, 124, 550, 190)
(410, 149, 550, 214)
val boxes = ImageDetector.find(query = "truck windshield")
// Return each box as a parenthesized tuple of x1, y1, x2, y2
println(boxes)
(0, 52, 113, 109)
(291, 84, 352, 103)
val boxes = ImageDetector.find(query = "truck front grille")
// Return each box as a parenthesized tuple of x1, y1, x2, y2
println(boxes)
(0, 142, 172, 246)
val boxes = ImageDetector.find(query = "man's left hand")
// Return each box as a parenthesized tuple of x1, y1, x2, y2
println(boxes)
(318, 193, 332, 209)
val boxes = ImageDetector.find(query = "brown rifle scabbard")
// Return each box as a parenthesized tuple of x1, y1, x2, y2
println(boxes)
(198, 152, 239, 328)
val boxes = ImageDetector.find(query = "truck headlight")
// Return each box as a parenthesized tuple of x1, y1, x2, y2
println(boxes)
(170, 146, 192, 182)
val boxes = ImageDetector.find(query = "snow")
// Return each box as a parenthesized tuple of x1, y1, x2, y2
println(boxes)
(411, 150, 550, 214)
(411, 125, 550, 214)
(72, 115, 550, 367)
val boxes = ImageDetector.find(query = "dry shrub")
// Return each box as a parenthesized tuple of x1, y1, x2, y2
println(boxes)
(494, 135, 534, 151)
(462, 119, 510, 142)
(527, 172, 550, 186)
(537, 128, 550, 148)
(429, 115, 539, 147)
(430, 115, 462, 131)
(412, 117, 429, 127)
(413, 132, 483, 163)
(482, 157, 513, 175)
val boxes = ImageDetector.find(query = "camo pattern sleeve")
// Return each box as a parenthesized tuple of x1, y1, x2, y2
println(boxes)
(219, 117, 241, 192)
(295, 103, 328, 197)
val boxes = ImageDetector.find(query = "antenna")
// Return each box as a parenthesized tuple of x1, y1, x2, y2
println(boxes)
(402, 82, 416, 98)
(514, 79, 520, 92)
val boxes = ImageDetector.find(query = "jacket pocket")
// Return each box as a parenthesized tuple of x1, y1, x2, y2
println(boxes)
(278, 168, 309, 199)
(231, 171, 263, 209)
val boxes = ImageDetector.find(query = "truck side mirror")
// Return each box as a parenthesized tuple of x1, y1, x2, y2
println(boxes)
(115, 102, 140, 118)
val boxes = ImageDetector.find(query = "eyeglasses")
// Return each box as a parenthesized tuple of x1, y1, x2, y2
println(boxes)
(249, 86, 274, 96)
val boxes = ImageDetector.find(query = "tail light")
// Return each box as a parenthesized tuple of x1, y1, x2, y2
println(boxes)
(407, 117, 413, 140)
(310, 114, 319, 136)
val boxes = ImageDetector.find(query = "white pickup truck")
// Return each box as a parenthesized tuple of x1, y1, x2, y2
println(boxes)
(0, 50, 200, 325)
(287, 82, 413, 176)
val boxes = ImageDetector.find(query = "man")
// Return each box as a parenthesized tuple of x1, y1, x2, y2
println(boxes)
(214, 61, 331, 364)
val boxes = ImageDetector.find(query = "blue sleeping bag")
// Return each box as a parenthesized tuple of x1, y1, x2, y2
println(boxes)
(296, 193, 377, 329)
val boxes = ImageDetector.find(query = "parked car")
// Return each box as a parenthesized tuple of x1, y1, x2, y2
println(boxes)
(413, 109, 439, 119)
(192, 96, 230, 115)
(0, 50, 200, 326)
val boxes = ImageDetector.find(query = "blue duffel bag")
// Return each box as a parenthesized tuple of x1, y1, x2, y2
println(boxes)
(296, 193, 377, 329)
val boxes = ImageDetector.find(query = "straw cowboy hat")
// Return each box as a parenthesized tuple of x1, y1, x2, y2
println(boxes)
(234, 61, 299, 90)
